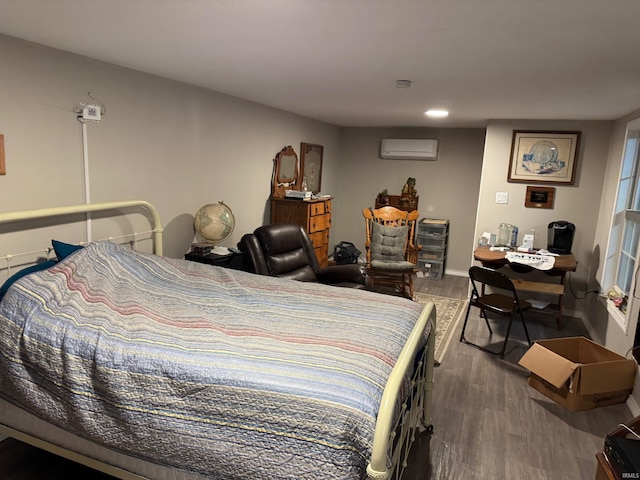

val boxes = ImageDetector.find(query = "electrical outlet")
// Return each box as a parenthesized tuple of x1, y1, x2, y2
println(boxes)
(496, 192, 509, 204)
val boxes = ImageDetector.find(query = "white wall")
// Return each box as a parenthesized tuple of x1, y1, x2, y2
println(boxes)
(0, 34, 340, 259)
(476, 120, 612, 313)
(334, 127, 486, 274)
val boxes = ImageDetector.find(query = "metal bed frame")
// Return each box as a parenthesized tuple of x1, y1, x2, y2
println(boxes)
(0, 200, 434, 480)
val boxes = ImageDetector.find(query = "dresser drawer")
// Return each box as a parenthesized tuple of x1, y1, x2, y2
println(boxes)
(324, 199, 332, 213)
(315, 246, 328, 267)
(311, 202, 326, 216)
(309, 213, 330, 233)
(309, 230, 327, 249)
(270, 197, 332, 268)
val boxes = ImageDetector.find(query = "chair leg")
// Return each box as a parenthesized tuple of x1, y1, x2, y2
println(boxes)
(498, 314, 516, 358)
(460, 304, 493, 344)
(519, 309, 532, 346)
(481, 308, 493, 335)
(459, 302, 473, 343)
(461, 307, 505, 357)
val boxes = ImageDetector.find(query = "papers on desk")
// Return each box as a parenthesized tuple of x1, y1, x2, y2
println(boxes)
(211, 246, 231, 255)
(505, 251, 556, 270)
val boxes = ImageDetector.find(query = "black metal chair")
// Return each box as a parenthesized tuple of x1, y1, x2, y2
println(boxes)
(460, 266, 532, 358)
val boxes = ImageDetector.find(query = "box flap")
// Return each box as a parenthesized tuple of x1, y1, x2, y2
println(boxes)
(518, 342, 578, 388)
(578, 359, 638, 394)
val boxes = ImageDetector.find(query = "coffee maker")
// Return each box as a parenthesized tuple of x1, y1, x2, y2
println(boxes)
(547, 221, 575, 254)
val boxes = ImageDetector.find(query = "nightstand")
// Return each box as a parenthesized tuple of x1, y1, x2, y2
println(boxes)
(184, 251, 245, 271)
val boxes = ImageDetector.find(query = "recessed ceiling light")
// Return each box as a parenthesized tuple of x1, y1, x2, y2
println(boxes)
(425, 109, 449, 118)
(396, 80, 412, 88)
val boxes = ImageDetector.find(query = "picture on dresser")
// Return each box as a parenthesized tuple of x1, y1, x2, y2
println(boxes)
(300, 143, 323, 194)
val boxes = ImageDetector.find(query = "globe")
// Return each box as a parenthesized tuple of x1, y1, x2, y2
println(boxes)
(194, 202, 235, 243)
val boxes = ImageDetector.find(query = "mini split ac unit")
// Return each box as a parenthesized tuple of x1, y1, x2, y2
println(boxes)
(380, 138, 438, 160)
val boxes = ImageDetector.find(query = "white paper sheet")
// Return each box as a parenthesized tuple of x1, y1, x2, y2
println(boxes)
(527, 298, 550, 309)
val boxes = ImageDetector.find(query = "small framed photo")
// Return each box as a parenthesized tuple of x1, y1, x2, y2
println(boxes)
(525, 186, 555, 209)
(300, 143, 323, 194)
(508, 130, 580, 185)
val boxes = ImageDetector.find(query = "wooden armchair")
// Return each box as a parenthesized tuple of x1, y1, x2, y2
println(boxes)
(362, 206, 420, 299)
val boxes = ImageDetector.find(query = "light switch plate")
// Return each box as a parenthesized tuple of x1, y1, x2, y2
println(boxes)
(496, 192, 509, 204)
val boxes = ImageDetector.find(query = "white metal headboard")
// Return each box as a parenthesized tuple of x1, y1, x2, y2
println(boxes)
(0, 201, 164, 268)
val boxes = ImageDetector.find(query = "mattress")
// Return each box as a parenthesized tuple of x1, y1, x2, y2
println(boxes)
(0, 241, 429, 479)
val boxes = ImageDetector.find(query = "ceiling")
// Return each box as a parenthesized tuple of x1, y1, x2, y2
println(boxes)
(1, 0, 640, 128)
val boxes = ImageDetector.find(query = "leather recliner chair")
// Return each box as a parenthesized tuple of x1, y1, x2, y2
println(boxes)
(237, 223, 367, 288)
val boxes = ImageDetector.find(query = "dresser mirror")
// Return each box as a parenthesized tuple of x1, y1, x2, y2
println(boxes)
(272, 145, 299, 197)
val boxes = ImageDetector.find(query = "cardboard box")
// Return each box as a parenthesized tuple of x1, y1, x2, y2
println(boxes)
(518, 337, 637, 412)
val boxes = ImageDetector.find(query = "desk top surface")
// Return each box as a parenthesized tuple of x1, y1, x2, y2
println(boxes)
(473, 246, 577, 272)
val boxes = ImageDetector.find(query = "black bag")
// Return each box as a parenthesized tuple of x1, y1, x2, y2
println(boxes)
(334, 241, 361, 265)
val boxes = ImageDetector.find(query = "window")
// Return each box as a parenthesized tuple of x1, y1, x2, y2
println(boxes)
(604, 119, 640, 331)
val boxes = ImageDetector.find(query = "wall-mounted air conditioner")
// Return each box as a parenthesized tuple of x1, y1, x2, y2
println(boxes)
(380, 138, 439, 160)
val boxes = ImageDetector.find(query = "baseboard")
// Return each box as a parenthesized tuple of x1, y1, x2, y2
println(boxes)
(444, 268, 467, 277)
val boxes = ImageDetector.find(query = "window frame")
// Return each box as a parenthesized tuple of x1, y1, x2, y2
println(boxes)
(604, 118, 640, 333)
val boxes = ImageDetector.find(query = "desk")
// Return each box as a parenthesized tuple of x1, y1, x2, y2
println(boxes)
(473, 246, 577, 326)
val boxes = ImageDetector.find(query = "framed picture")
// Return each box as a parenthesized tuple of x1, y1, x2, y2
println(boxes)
(508, 130, 580, 185)
(0, 134, 5, 175)
(525, 186, 555, 209)
(300, 142, 323, 194)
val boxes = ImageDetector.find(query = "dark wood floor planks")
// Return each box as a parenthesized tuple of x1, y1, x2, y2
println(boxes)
(407, 274, 634, 480)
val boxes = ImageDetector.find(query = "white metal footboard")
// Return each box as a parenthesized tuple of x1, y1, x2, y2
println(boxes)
(367, 301, 436, 480)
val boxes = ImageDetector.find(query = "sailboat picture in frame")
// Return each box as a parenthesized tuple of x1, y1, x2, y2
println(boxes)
(508, 130, 580, 185)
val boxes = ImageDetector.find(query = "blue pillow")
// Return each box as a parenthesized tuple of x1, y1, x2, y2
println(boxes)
(0, 260, 57, 302)
(52, 239, 83, 260)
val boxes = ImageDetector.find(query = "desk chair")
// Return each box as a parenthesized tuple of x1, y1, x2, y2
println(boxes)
(460, 266, 532, 358)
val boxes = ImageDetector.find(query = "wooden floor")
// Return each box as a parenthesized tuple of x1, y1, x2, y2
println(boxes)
(0, 274, 634, 479)
(408, 274, 634, 480)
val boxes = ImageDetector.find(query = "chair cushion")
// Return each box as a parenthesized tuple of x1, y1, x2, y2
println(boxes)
(266, 247, 316, 279)
(370, 222, 408, 262)
(371, 259, 415, 272)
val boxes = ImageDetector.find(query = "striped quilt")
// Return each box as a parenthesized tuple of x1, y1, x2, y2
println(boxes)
(0, 241, 429, 479)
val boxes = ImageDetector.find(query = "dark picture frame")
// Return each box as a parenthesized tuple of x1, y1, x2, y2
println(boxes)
(508, 130, 580, 185)
(300, 142, 324, 194)
(525, 186, 555, 209)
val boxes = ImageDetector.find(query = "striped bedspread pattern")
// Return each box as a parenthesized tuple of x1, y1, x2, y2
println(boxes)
(0, 241, 428, 479)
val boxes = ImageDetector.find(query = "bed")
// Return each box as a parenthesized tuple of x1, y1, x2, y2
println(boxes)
(0, 201, 435, 480)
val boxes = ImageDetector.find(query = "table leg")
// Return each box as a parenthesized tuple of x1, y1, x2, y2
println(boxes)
(556, 273, 566, 329)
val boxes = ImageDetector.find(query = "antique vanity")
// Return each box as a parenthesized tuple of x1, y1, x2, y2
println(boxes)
(270, 145, 332, 267)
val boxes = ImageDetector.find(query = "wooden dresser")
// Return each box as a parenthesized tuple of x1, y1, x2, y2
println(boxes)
(270, 197, 332, 267)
